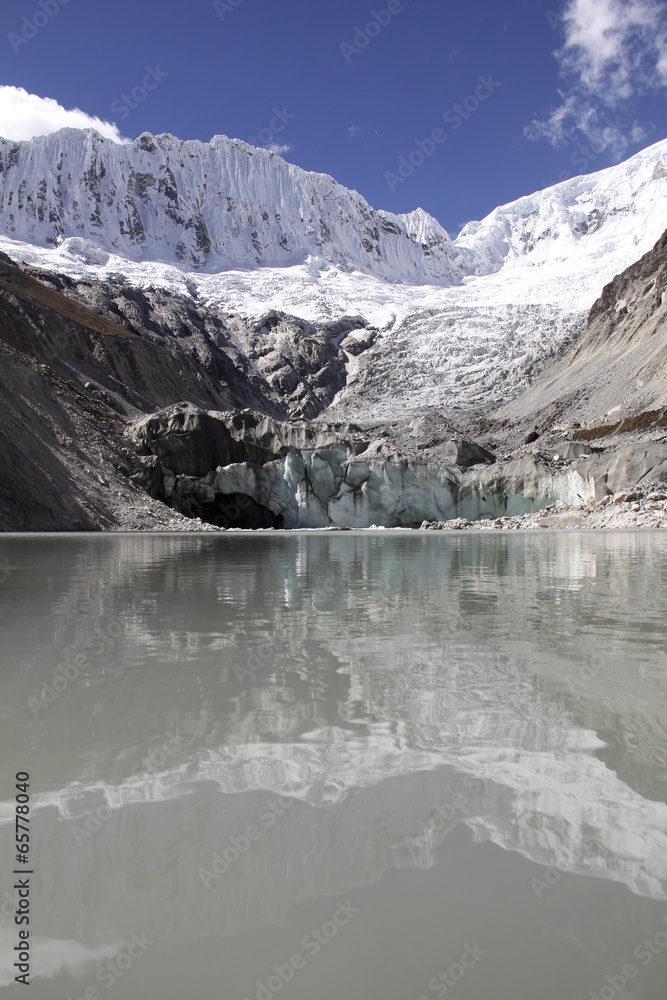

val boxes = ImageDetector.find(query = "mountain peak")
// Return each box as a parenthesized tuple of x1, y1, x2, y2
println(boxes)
(397, 207, 451, 244)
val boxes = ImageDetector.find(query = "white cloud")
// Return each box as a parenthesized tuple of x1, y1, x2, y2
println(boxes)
(525, 93, 646, 157)
(266, 142, 293, 155)
(527, 0, 667, 155)
(559, 0, 667, 100)
(346, 125, 380, 146)
(0, 86, 128, 143)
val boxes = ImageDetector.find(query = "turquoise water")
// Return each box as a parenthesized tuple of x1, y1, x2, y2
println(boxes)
(1, 531, 666, 999)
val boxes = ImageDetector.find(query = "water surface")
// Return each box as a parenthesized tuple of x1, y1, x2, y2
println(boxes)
(1, 531, 666, 999)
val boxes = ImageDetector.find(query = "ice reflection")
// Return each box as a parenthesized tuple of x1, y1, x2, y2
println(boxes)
(0, 929, 122, 988)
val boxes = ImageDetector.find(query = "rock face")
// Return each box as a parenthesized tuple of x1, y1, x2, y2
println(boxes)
(0, 251, 367, 420)
(0, 336, 214, 532)
(2, 129, 666, 293)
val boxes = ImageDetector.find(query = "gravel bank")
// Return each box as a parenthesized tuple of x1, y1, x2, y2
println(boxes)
(420, 482, 667, 531)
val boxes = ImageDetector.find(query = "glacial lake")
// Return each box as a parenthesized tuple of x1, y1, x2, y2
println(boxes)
(0, 530, 666, 1000)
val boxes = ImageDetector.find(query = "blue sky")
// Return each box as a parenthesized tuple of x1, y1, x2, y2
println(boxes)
(1, 0, 666, 235)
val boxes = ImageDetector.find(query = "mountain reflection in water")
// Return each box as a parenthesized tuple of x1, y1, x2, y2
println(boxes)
(1, 531, 666, 999)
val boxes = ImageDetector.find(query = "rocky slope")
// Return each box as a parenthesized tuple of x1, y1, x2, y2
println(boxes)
(1, 226, 666, 530)
(0, 250, 368, 420)
(0, 336, 206, 531)
(489, 228, 667, 440)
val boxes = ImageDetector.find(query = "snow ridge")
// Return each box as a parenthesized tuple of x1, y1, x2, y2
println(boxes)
(0, 128, 666, 294)
(0, 129, 464, 282)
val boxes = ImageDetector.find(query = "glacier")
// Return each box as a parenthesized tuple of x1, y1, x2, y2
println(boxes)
(0, 128, 666, 419)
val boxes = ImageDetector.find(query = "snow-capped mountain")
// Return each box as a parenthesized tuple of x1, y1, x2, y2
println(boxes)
(1, 128, 666, 422)
(0, 128, 461, 282)
(1, 128, 666, 301)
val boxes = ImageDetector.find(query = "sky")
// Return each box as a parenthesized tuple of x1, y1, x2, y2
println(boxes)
(0, 0, 666, 236)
